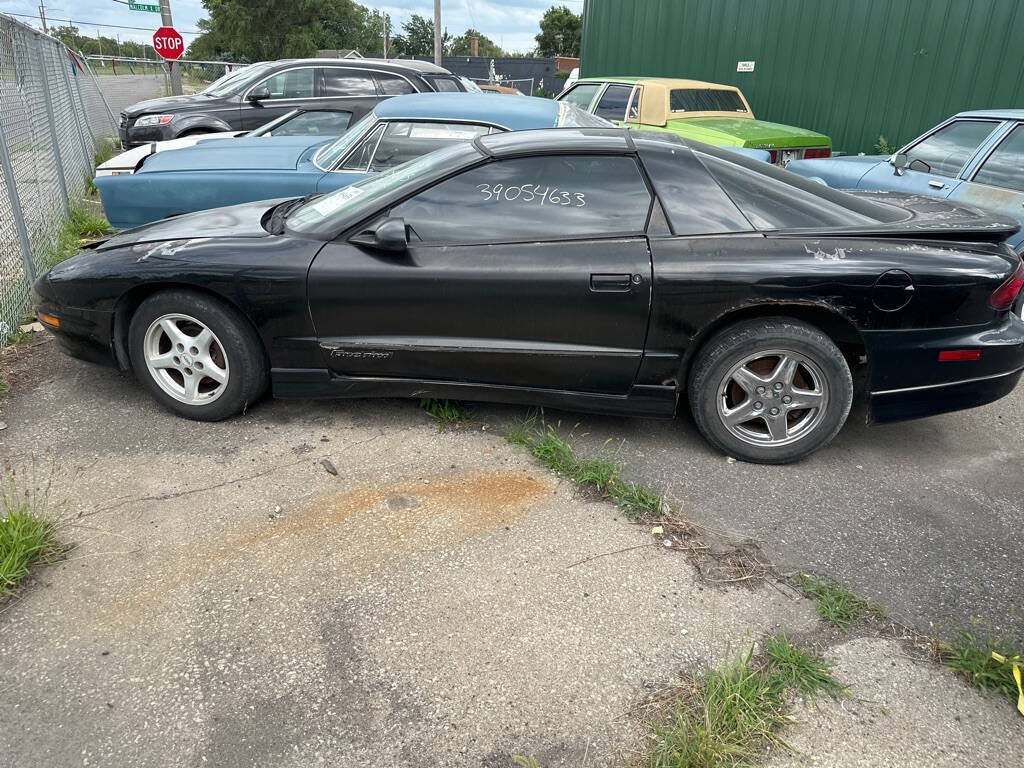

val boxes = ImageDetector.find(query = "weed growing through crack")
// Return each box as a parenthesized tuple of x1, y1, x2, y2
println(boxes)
(763, 633, 845, 701)
(940, 631, 1024, 708)
(796, 573, 887, 629)
(1, 457, 63, 597)
(419, 398, 470, 430)
(506, 419, 662, 519)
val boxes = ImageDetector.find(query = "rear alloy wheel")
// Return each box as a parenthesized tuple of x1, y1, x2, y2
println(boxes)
(689, 318, 853, 464)
(129, 290, 267, 421)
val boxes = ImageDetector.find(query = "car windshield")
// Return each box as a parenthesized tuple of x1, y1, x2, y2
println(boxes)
(313, 112, 376, 169)
(288, 143, 473, 234)
(205, 63, 275, 97)
(670, 89, 747, 113)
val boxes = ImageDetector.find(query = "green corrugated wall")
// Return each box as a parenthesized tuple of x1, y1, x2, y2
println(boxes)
(581, 0, 1024, 154)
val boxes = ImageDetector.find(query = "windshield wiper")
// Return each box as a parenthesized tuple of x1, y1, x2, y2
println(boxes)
(266, 194, 320, 235)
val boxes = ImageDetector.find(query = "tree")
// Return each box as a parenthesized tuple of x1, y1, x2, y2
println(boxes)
(447, 28, 503, 57)
(534, 5, 582, 57)
(392, 14, 448, 58)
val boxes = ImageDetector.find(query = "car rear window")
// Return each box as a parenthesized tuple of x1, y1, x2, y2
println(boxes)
(426, 76, 462, 93)
(670, 89, 747, 113)
(695, 146, 908, 230)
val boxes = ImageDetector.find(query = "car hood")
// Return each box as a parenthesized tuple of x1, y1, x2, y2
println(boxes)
(123, 93, 217, 117)
(96, 198, 289, 250)
(137, 135, 332, 174)
(672, 117, 830, 148)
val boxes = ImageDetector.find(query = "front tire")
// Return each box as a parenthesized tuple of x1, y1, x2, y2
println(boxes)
(689, 318, 853, 464)
(128, 290, 268, 421)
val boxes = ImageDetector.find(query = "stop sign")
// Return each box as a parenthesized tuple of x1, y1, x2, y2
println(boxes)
(152, 26, 184, 60)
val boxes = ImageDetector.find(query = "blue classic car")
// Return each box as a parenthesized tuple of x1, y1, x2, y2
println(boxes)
(787, 110, 1024, 252)
(95, 93, 612, 228)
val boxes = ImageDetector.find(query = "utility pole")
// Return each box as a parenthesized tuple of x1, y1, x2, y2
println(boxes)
(382, 12, 390, 58)
(159, 0, 182, 95)
(433, 0, 442, 66)
(38, 2, 48, 34)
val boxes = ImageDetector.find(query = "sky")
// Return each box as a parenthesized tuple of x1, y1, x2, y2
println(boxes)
(0, 0, 581, 55)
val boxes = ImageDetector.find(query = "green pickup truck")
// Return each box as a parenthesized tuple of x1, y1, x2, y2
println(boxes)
(557, 76, 831, 164)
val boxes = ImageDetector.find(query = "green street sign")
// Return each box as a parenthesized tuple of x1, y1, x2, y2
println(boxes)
(128, 2, 161, 12)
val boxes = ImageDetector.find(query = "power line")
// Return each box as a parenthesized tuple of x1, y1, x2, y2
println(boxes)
(3, 11, 201, 34)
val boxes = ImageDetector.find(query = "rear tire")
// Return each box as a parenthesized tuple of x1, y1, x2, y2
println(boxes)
(688, 318, 853, 464)
(128, 290, 268, 421)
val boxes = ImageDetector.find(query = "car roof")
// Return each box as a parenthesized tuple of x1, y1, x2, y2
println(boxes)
(576, 76, 738, 90)
(953, 109, 1024, 119)
(374, 93, 562, 130)
(254, 58, 452, 74)
(477, 127, 634, 156)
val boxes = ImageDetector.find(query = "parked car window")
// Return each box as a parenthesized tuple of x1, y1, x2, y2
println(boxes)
(972, 124, 1024, 193)
(594, 85, 633, 120)
(670, 89, 746, 113)
(560, 83, 601, 110)
(342, 123, 386, 171)
(626, 87, 642, 120)
(426, 76, 462, 92)
(256, 110, 352, 137)
(323, 68, 377, 97)
(260, 67, 315, 99)
(205, 63, 272, 97)
(390, 155, 652, 243)
(905, 119, 999, 178)
(369, 121, 491, 172)
(375, 72, 416, 95)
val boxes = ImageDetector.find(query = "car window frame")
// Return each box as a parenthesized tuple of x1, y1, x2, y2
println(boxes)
(592, 83, 635, 122)
(243, 64, 318, 102)
(899, 117, 1004, 179)
(966, 120, 1023, 190)
(327, 117, 512, 173)
(556, 82, 604, 112)
(625, 85, 643, 122)
(382, 150, 659, 248)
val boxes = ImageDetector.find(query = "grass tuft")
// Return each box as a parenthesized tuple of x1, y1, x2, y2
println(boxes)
(419, 398, 470, 430)
(939, 631, 1024, 708)
(92, 137, 119, 169)
(1, 458, 63, 598)
(763, 633, 845, 701)
(506, 419, 662, 520)
(41, 206, 116, 270)
(796, 573, 887, 629)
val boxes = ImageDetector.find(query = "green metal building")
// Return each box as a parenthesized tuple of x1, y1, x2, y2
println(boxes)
(581, 0, 1024, 154)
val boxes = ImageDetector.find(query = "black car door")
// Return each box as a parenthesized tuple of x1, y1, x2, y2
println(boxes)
(306, 153, 654, 394)
(319, 66, 387, 125)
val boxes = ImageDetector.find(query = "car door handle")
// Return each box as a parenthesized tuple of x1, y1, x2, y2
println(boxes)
(928, 180, 946, 189)
(590, 273, 633, 292)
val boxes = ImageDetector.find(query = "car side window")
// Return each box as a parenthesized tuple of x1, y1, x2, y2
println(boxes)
(268, 111, 352, 136)
(560, 83, 600, 111)
(341, 123, 385, 171)
(322, 68, 377, 97)
(427, 76, 462, 93)
(972, 124, 1024, 193)
(369, 122, 490, 172)
(594, 84, 633, 120)
(260, 68, 315, 99)
(375, 72, 415, 95)
(905, 120, 999, 178)
(626, 87, 642, 120)
(391, 154, 652, 244)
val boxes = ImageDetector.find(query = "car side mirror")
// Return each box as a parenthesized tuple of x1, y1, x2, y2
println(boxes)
(248, 85, 270, 103)
(891, 152, 909, 176)
(350, 217, 408, 252)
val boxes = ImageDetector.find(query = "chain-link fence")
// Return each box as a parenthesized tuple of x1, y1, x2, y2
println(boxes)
(0, 14, 241, 343)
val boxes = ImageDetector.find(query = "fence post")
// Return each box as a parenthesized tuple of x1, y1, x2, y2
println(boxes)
(34, 34, 70, 216)
(0, 116, 37, 283)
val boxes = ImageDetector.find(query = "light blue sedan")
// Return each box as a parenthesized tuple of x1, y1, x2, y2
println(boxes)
(95, 92, 612, 228)
(787, 110, 1024, 252)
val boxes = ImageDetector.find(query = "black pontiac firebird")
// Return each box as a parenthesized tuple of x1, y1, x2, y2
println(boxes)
(33, 129, 1024, 463)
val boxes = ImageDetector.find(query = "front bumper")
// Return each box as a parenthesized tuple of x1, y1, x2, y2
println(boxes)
(32, 276, 118, 368)
(121, 114, 174, 148)
(866, 313, 1024, 423)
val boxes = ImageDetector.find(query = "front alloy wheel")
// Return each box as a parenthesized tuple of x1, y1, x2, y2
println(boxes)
(143, 313, 230, 405)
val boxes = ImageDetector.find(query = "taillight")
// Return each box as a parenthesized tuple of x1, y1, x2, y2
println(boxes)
(988, 257, 1024, 310)
(803, 148, 831, 159)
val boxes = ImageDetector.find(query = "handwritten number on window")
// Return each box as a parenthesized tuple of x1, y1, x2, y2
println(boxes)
(476, 183, 586, 207)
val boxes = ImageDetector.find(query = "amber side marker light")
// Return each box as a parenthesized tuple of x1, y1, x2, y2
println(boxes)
(38, 312, 59, 329)
(938, 349, 981, 362)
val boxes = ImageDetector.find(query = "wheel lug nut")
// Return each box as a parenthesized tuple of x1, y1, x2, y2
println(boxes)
(783, 396, 792, 404)
(753, 401, 763, 410)
(773, 382, 783, 391)
(185, 367, 193, 375)
(770, 407, 780, 416)
(189, 346, 198, 355)
(756, 386, 766, 395)
(176, 343, 183, 351)
(195, 361, 203, 369)
(173, 356, 180, 364)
